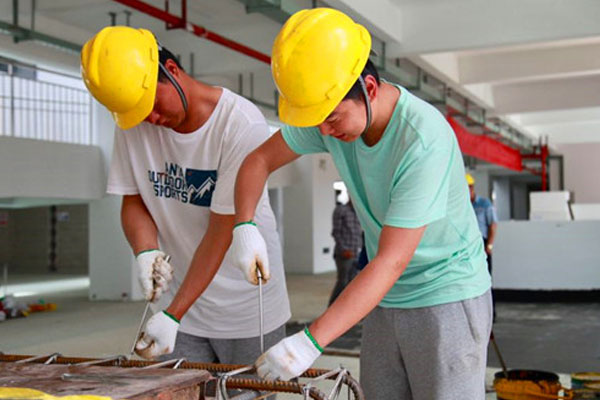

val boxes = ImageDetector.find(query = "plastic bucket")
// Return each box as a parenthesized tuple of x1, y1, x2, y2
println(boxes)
(494, 370, 573, 400)
(573, 382, 600, 399)
(571, 373, 600, 399)
(572, 373, 600, 390)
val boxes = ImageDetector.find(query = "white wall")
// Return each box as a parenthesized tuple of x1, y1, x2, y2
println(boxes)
(549, 157, 562, 192)
(282, 156, 314, 274)
(88, 103, 140, 301)
(493, 177, 511, 221)
(494, 220, 600, 290)
(556, 142, 600, 203)
(311, 155, 339, 274)
(282, 154, 338, 275)
(88, 196, 138, 300)
(268, 160, 302, 189)
(511, 182, 529, 220)
(0, 136, 104, 201)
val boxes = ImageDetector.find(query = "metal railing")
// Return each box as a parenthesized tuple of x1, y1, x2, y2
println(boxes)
(0, 62, 92, 145)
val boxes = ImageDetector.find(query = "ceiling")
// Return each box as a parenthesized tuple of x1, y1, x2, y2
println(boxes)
(446, 36, 600, 146)
(1, 0, 599, 148)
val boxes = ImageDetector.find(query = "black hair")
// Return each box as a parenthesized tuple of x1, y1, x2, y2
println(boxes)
(158, 46, 184, 81)
(343, 59, 380, 101)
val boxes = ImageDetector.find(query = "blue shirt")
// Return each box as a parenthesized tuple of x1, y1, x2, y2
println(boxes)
(472, 196, 498, 239)
(281, 84, 491, 308)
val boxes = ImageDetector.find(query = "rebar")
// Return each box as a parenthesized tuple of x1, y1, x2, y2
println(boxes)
(0, 354, 363, 399)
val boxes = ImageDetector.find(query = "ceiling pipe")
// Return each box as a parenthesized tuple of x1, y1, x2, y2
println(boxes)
(112, 0, 271, 65)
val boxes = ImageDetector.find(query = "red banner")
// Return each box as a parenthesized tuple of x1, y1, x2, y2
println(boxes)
(447, 116, 523, 171)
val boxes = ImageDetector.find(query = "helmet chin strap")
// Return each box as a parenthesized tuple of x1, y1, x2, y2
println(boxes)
(158, 61, 188, 113)
(358, 75, 372, 138)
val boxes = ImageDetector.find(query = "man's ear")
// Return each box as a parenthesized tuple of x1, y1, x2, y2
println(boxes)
(163, 58, 181, 78)
(364, 74, 379, 101)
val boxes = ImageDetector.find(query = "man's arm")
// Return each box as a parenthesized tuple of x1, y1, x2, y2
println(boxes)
(166, 211, 235, 320)
(234, 131, 300, 224)
(486, 222, 497, 253)
(121, 194, 159, 254)
(486, 202, 498, 253)
(256, 224, 426, 380)
(309, 224, 426, 347)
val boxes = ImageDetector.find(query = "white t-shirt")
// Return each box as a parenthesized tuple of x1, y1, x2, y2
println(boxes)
(107, 88, 290, 338)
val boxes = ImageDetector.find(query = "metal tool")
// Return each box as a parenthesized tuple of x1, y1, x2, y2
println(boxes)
(217, 365, 254, 400)
(129, 254, 171, 358)
(302, 367, 348, 400)
(14, 352, 60, 364)
(76, 355, 126, 367)
(257, 269, 264, 353)
(490, 330, 508, 378)
(130, 302, 151, 358)
(142, 358, 186, 369)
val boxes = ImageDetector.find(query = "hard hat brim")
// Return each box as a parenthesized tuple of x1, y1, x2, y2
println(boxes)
(278, 93, 342, 128)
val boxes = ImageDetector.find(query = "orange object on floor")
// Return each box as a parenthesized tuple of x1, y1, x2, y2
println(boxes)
(28, 303, 57, 313)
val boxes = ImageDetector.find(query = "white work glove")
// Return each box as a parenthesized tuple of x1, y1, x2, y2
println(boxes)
(256, 328, 323, 381)
(135, 249, 173, 301)
(135, 310, 179, 359)
(230, 222, 270, 285)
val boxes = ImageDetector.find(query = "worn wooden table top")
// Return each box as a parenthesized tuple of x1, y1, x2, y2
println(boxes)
(0, 362, 212, 400)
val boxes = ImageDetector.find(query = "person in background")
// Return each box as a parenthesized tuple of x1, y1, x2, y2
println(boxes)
(329, 200, 363, 305)
(356, 233, 369, 271)
(467, 173, 498, 320)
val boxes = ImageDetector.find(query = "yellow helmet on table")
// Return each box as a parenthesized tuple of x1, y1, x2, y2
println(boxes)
(81, 26, 158, 130)
(271, 8, 372, 127)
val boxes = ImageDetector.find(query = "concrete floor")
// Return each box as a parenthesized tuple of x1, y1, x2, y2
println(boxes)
(2, 272, 596, 398)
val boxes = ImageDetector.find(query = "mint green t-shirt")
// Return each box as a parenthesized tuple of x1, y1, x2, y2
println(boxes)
(281, 85, 491, 308)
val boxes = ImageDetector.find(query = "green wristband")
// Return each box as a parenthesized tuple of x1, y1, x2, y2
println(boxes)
(163, 310, 180, 324)
(304, 327, 324, 353)
(234, 220, 257, 229)
(136, 248, 159, 257)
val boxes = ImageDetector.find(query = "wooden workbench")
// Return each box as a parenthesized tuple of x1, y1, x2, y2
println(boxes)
(0, 362, 212, 400)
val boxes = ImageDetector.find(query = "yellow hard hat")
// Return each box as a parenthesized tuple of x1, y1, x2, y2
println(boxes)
(81, 26, 158, 130)
(466, 173, 475, 185)
(271, 8, 372, 127)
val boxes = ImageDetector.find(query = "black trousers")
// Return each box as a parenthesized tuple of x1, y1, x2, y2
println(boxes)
(484, 238, 496, 321)
(484, 238, 492, 274)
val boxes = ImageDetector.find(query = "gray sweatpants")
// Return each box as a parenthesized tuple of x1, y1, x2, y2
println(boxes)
(162, 325, 286, 399)
(360, 290, 493, 400)
(163, 324, 286, 364)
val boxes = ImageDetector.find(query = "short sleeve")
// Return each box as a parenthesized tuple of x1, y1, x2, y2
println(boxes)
(384, 134, 454, 228)
(281, 125, 328, 155)
(487, 203, 499, 224)
(210, 121, 269, 215)
(107, 126, 139, 195)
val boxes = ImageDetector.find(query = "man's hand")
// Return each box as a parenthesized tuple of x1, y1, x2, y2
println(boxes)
(136, 250, 173, 301)
(230, 222, 270, 285)
(135, 311, 179, 359)
(256, 328, 322, 381)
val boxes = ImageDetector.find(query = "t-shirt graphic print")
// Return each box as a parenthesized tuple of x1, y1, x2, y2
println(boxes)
(147, 161, 217, 207)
